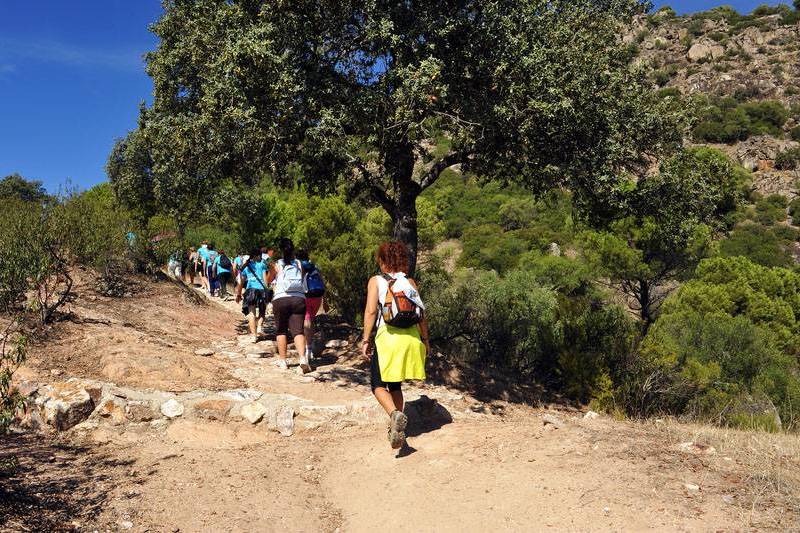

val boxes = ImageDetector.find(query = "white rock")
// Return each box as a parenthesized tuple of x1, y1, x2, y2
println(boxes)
(160, 399, 184, 418)
(677, 441, 716, 455)
(684, 483, 700, 492)
(325, 339, 349, 349)
(241, 402, 267, 424)
(583, 410, 600, 420)
(150, 419, 169, 430)
(275, 406, 295, 437)
(119, 521, 134, 530)
(39, 383, 95, 431)
(542, 414, 565, 429)
(194, 348, 215, 356)
(220, 389, 263, 402)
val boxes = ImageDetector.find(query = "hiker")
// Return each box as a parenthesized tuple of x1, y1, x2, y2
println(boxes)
(185, 247, 198, 285)
(167, 250, 182, 279)
(197, 241, 210, 291)
(206, 243, 219, 296)
(360, 241, 430, 450)
(267, 238, 309, 372)
(214, 249, 233, 299)
(235, 248, 269, 343)
(297, 249, 327, 361)
(261, 247, 274, 266)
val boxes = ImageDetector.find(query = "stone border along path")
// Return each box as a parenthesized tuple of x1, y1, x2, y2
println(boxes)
(13, 284, 485, 437)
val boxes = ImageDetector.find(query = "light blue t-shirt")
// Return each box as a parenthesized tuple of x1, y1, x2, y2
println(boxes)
(198, 246, 210, 262)
(241, 261, 267, 290)
(214, 254, 231, 274)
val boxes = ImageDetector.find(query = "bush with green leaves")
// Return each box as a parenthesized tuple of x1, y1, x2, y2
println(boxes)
(775, 147, 800, 170)
(718, 223, 796, 268)
(421, 255, 635, 404)
(1, 322, 26, 435)
(634, 256, 800, 430)
(693, 97, 790, 143)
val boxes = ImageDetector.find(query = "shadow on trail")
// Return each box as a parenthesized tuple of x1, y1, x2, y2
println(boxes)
(0, 433, 135, 531)
(405, 395, 454, 438)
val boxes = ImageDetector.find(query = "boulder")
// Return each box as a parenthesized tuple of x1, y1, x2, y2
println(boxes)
(126, 401, 157, 422)
(542, 414, 565, 429)
(325, 339, 349, 349)
(95, 396, 127, 425)
(240, 402, 267, 424)
(219, 389, 263, 402)
(192, 399, 233, 421)
(160, 399, 184, 419)
(687, 43, 712, 62)
(194, 348, 215, 357)
(38, 382, 95, 431)
(275, 405, 295, 437)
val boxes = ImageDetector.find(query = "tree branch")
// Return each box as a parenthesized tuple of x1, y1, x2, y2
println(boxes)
(419, 149, 472, 190)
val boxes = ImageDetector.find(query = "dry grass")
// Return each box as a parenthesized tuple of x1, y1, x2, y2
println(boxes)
(649, 418, 800, 530)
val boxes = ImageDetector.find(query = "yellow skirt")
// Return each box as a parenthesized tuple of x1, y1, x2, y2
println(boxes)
(374, 324, 426, 382)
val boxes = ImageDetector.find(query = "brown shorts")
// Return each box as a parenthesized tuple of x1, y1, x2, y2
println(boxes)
(272, 296, 305, 337)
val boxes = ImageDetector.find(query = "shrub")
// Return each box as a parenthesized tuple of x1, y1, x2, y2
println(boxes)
(718, 223, 795, 268)
(0, 322, 26, 435)
(775, 147, 800, 170)
(634, 256, 800, 429)
(421, 259, 634, 403)
(790, 125, 800, 141)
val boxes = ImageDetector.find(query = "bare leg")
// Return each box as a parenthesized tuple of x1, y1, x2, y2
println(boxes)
(294, 334, 308, 372)
(277, 334, 288, 360)
(373, 387, 397, 416)
(390, 390, 404, 412)
(303, 319, 313, 355)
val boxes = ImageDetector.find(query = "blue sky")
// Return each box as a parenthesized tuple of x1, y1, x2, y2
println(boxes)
(0, 1, 789, 193)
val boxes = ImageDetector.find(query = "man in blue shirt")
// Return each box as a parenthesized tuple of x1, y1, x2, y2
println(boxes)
(214, 249, 233, 299)
(197, 241, 211, 292)
(235, 249, 269, 343)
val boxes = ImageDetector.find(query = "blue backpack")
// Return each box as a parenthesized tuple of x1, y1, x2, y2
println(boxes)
(304, 265, 326, 297)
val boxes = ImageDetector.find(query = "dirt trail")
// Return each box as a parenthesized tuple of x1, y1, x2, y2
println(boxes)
(4, 277, 799, 532)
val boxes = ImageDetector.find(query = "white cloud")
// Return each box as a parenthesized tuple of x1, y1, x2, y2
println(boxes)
(0, 39, 147, 73)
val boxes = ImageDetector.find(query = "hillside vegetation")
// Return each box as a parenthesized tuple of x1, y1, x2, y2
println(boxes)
(3, 1, 800, 436)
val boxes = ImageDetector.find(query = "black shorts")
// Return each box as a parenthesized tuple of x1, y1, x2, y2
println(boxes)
(272, 296, 305, 337)
(242, 288, 267, 317)
(370, 347, 402, 392)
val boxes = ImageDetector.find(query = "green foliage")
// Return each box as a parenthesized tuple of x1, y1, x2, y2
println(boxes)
(636, 257, 800, 429)
(693, 97, 790, 143)
(775, 147, 800, 170)
(582, 148, 749, 325)
(0, 174, 48, 204)
(114, 0, 683, 271)
(54, 184, 132, 274)
(790, 125, 800, 141)
(718, 223, 796, 268)
(422, 256, 634, 403)
(1, 322, 26, 434)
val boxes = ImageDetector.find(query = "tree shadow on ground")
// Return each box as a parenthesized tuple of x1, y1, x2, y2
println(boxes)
(0, 433, 135, 531)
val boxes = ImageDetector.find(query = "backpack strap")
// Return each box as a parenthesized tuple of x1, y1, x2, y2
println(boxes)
(245, 261, 268, 291)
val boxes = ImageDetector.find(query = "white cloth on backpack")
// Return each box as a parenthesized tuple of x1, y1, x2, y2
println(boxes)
(376, 272, 425, 328)
(273, 259, 305, 300)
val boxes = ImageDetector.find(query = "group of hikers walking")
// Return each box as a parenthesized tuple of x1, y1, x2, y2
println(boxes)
(170, 238, 429, 450)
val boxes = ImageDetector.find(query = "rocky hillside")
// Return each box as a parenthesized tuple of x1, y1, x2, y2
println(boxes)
(627, 5, 800, 197)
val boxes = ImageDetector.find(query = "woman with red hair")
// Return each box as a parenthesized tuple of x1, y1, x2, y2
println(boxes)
(361, 241, 430, 450)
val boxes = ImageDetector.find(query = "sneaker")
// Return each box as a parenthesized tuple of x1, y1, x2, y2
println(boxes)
(251, 334, 259, 344)
(298, 353, 311, 374)
(387, 410, 408, 449)
(274, 359, 288, 370)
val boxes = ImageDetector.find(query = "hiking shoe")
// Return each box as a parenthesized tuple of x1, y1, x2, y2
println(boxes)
(274, 359, 288, 371)
(298, 353, 311, 374)
(388, 410, 408, 449)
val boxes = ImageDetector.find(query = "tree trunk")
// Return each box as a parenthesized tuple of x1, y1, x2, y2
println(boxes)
(392, 190, 419, 276)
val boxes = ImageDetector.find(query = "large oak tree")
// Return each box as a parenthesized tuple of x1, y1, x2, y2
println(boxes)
(110, 0, 683, 272)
